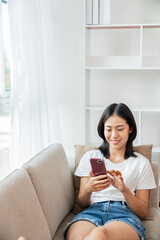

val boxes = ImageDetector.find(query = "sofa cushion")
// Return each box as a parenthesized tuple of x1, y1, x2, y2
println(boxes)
(72, 144, 154, 220)
(23, 143, 75, 238)
(142, 208, 160, 239)
(0, 169, 51, 240)
(53, 212, 75, 240)
(150, 163, 159, 209)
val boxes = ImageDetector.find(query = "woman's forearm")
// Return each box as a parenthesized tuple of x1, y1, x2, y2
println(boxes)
(77, 186, 92, 208)
(122, 186, 148, 218)
(77, 173, 111, 209)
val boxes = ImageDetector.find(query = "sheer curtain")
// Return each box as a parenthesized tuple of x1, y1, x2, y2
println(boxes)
(8, 0, 61, 169)
(0, 1, 5, 93)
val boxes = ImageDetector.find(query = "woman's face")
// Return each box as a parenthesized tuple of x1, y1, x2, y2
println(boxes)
(104, 115, 131, 152)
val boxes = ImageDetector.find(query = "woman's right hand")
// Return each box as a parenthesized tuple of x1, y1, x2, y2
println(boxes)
(78, 170, 112, 208)
(85, 170, 112, 193)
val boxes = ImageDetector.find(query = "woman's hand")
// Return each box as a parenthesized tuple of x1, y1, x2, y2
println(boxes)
(85, 170, 112, 193)
(78, 170, 112, 208)
(107, 170, 125, 192)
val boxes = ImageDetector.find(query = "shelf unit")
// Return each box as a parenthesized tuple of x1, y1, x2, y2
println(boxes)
(84, 1, 160, 153)
(85, 24, 160, 69)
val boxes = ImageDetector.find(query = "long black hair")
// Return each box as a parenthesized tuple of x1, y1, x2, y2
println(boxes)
(97, 103, 137, 159)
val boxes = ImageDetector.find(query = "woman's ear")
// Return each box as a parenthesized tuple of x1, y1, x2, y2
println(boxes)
(129, 127, 133, 133)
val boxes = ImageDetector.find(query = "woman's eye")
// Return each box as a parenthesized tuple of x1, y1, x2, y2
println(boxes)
(106, 129, 111, 132)
(118, 129, 124, 131)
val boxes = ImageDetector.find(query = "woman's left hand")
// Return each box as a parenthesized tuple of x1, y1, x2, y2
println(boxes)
(107, 170, 125, 192)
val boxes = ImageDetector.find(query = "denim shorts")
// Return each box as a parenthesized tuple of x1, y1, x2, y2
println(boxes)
(64, 201, 145, 240)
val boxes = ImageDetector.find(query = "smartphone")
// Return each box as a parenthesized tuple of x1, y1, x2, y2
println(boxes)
(90, 158, 107, 177)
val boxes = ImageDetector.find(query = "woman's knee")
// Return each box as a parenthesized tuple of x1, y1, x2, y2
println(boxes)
(88, 226, 108, 238)
(66, 227, 86, 240)
(66, 232, 84, 240)
(66, 221, 96, 240)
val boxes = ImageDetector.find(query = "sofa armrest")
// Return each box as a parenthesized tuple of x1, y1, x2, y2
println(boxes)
(23, 143, 75, 238)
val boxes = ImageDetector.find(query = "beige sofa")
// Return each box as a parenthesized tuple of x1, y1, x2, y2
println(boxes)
(0, 143, 159, 240)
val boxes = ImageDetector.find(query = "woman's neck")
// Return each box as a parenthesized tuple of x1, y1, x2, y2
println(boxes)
(109, 148, 126, 163)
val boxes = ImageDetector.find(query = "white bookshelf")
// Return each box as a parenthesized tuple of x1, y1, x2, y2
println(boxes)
(84, 0, 160, 153)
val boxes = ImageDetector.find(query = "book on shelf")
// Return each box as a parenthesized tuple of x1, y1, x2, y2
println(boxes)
(86, 0, 93, 24)
(93, 0, 99, 24)
(86, 0, 110, 25)
(100, 0, 110, 25)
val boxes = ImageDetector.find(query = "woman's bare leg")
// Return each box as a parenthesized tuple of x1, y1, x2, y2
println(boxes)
(66, 220, 96, 240)
(84, 221, 140, 240)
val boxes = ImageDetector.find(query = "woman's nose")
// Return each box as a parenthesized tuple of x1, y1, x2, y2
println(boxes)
(111, 130, 118, 138)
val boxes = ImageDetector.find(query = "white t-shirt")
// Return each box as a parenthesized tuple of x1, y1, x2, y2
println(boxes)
(75, 149, 156, 204)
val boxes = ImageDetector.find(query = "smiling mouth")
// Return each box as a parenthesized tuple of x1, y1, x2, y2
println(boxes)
(111, 140, 120, 145)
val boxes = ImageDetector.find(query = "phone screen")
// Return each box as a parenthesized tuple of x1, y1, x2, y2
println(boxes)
(90, 158, 107, 176)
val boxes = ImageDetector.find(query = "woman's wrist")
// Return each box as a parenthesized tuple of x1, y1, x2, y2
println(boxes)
(85, 185, 92, 196)
(121, 184, 129, 194)
(78, 189, 91, 208)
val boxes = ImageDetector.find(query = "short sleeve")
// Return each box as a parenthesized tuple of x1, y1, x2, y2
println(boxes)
(136, 158, 156, 190)
(74, 151, 91, 177)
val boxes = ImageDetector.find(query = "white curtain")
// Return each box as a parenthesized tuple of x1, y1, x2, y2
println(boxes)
(0, 1, 5, 94)
(8, 0, 61, 169)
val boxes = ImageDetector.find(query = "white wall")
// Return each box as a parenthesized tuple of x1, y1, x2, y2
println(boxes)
(52, 0, 85, 157)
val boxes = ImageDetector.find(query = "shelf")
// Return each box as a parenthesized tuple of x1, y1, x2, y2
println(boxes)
(86, 107, 160, 112)
(85, 142, 160, 153)
(84, 0, 160, 149)
(85, 27, 160, 69)
(85, 67, 160, 70)
(132, 109, 160, 112)
(152, 147, 160, 153)
(86, 56, 141, 68)
(133, 145, 160, 153)
(86, 106, 105, 111)
(86, 23, 160, 29)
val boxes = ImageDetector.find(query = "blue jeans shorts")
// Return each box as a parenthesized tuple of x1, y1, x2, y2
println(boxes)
(64, 201, 145, 240)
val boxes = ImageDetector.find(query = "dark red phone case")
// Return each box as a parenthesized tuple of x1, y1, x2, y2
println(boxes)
(90, 158, 107, 176)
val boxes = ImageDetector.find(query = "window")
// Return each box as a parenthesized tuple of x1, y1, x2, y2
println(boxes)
(0, 0, 11, 181)
(0, 0, 11, 96)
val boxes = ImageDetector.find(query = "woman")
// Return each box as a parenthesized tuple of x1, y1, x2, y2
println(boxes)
(64, 103, 156, 240)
